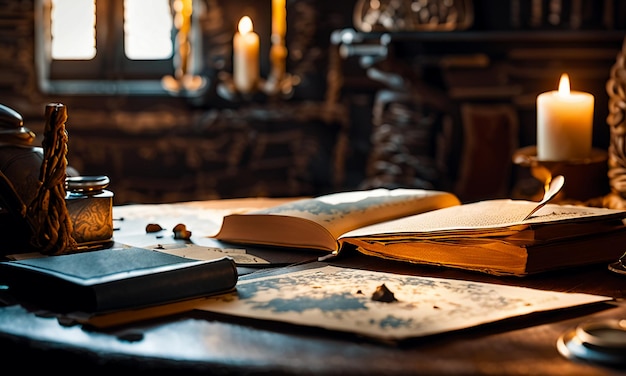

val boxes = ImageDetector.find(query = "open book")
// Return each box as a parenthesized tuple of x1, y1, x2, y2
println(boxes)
(212, 188, 626, 276)
(213, 188, 461, 252)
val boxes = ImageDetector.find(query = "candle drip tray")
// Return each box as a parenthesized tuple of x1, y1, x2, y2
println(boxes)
(215, 71, 300, 102)
(512, 146, 609, 204)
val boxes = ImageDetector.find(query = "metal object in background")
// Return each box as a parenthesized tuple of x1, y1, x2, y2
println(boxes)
(161, 0, 207, 96)
(353, 0, 474, 32)
(604, 37, 626, 209)
(557, 319, 626, 366)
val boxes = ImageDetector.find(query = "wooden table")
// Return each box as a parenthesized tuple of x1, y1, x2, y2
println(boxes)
(0, 199, 625, 375)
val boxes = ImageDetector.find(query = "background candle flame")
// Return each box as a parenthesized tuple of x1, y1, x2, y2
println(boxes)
(238, 16, 253, 34)
(558, 73, 570, 95)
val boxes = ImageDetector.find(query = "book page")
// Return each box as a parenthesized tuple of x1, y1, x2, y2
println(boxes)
(341, 199, 626, 239)
(248, 188, 460, 239)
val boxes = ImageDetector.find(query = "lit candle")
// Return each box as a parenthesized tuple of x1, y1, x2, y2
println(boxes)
(267, 0, 287, 92)
(536, 73, 594, 161)
(233, 16, 259, 93)
(272, 0, 286, 39)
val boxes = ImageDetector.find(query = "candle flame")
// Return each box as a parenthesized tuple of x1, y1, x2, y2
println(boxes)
(238, 16, 253, 35)
(558, 73, 570, 96)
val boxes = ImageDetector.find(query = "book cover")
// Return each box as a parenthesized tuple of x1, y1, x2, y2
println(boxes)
(0, 246, 238, 313)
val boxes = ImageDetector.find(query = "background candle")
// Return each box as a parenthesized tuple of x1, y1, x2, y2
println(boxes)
(233, 16, 259, 93)
(536, 73, 594, 161)
(272, 0, 286, 38)
(268, 0, 287, 88)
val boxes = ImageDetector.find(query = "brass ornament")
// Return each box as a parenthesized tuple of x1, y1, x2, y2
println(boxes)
(604, 38, 626, 209)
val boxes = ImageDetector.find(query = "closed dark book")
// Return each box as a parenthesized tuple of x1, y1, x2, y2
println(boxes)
(0, 246, 238, 313)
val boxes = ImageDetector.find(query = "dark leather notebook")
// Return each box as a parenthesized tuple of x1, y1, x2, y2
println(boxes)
(0, 246, 238, 313)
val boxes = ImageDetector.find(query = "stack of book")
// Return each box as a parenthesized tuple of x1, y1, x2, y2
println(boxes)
(213, 188, 626, 276)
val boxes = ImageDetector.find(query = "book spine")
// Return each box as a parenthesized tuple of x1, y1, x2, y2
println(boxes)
(92, 257, 238, 312)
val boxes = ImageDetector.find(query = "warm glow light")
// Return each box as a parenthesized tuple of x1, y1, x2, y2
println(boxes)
(238, 16, 253, 35)
(233, 16, 259, 93)
(557, 73, 570, 96)
(272, 0, 286, 37)
(173, 0, 192, 30)
(536, 73, 595, 161)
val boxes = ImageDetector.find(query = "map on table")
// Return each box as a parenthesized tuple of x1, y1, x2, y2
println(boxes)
(195, 265, 611, 341)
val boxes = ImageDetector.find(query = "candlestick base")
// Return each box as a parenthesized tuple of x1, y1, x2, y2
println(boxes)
(216, 71, 300, 102)
(512, 146, 609, 204)
(161, 74, 207, 97)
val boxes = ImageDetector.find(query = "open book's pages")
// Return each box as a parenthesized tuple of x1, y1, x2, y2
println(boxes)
(213, 188, 461, 252)
(343, 229, 626, 276)
(340, 199, 626, 240)
(338, 200, 626, 276)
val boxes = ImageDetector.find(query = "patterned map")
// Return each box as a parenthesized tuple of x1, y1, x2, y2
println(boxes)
(196, 265, 609, 340)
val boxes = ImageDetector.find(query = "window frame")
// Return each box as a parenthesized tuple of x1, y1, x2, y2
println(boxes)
(35, 0, 193, 96)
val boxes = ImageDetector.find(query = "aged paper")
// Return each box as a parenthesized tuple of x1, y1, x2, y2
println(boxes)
(111, 198, 294, 265)
(195, 265, 611, 341)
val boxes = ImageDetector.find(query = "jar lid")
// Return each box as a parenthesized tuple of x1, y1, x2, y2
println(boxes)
(66, 175, 110, 194)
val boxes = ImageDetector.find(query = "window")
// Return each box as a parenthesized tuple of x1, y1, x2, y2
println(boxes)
(35, 0, 201, 95)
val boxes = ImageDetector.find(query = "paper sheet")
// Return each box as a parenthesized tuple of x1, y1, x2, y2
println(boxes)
(111, 198, 293, 265)
(147, 243, 269, 265)
(195, 265, 611, 341)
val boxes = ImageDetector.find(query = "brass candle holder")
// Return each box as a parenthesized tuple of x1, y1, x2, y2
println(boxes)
(217, 1, 298, 102)
(216, 36, 299, 102)
(161, 0, 207, 96)
(216, 69, 299, 102)
(512, 145, 609, 205)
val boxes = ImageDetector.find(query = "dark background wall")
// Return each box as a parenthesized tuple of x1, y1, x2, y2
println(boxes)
(0, 0, 624, 204)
